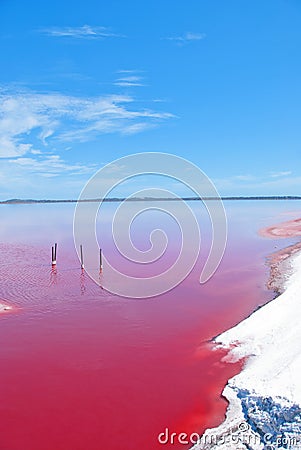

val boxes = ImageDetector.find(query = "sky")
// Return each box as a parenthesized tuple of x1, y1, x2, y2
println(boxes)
(0, 0, 301, 200)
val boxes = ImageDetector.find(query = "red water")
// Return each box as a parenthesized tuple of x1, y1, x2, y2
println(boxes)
(0, 202, 288, 450)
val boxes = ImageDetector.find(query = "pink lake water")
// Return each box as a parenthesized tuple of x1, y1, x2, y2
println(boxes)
(0, 200, 300, 450)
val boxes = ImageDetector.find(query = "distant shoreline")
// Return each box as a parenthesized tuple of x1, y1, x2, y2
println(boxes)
(1, 196, 301, 204)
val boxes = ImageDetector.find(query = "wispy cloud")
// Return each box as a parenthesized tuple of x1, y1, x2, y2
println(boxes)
(165, 32, 206, 45)
(39, 25, 124, 39)
(121, 122, 155, 134)
(0, 154, 95, 200)
(233, 174, 256, 181)
(214, 171, 296, 195)
(8, 154, 95, 176)
(0, 87, 174, 157)
(270, 171, 292, 178)
(114, 75, 146, 87)
(116, 70, 144, 74)
(0, 76, 171, 198)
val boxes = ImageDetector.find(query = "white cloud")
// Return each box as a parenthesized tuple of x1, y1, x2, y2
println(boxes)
(165, 32, 206, 44)
(121, 122, 155, 134)
(116, 69, 144, 74)
(152, 98, 168, 103)
(117, 76, 141, 82)
(114, 82, 145, 87)
(0, 151, 97, 200)
(39, 25, 124, 39)
(213, 171, 298, 195)
(0, 88, 174, 157)
(30, 149, 42, 155)
(8, 154, 95, 176)
(270, 171, 292, 178)
(0, 155, 95, 200)
(0, 136, 31, 157)
(114, 75, 146, 87)
(233, 174, 256, 181)
(39, 128, 55, 145)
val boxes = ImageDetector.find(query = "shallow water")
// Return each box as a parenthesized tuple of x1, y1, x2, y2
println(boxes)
(0, 200, 300, 450)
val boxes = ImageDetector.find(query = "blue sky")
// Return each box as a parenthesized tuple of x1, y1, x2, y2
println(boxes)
(0, 0, 301, 199)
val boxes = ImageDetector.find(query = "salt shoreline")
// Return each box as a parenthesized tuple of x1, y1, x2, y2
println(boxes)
(0, 300, 13, 313)
(259, 217, 301, 239)
(192, 218, 301, 450)
(266, 241, 301, 295)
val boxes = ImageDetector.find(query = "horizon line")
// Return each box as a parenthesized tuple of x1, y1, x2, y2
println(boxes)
(1, 195, 301, 204)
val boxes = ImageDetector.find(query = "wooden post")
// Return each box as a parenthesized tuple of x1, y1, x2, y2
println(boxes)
(80, 245, 84, 269)
(52, 243, 57, 266)
(99, 248, 103, 271)
(51, 246, 56, 266)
